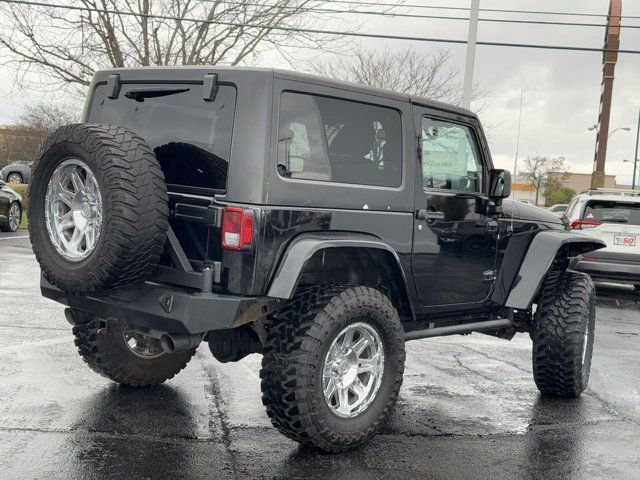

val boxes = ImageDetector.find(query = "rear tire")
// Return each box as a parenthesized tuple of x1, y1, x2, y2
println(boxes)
(260, 285, 405, 452)
(70, 309, 196, 388)
(7, 172, 22, 184)
(0, 202, 21, 232)
(532, 271, 596, 398)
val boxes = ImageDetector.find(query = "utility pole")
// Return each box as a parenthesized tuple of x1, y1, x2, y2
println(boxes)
(462, 0, 480, 109)
(513, 90, 524, 178)
(633, 107, 639, 190)
(591, 0, 622, 188)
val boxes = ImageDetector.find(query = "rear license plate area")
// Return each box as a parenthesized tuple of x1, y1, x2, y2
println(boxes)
(614, 235, 637, 246)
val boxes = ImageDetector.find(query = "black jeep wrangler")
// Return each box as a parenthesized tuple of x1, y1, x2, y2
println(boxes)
(29, 67, 605, 452)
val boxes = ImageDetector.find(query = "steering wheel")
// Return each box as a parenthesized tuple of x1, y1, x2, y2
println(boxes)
(457, 175, 473, 191)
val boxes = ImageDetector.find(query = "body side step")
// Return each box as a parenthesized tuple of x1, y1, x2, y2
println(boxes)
(404, 318, 512, 341)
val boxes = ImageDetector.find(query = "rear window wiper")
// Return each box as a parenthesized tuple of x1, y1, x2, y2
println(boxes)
(124, 87, 190, 102)
(601, 218, 629, 223)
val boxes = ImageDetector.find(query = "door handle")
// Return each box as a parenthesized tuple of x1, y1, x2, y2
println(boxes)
(417, 209, 445, 221)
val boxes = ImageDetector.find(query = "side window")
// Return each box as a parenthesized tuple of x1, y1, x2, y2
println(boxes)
(278, 92, 402, 187)
(565, 197, 579, 218)
(420, 117, 483, 192)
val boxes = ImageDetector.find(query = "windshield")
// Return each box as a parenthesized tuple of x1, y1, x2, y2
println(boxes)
(87, 83, 236, 194)
(583, 200, 640, 225)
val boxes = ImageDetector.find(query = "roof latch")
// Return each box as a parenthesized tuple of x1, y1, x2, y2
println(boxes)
(106, 74, 121, 99)
(202, 73, 219, 102)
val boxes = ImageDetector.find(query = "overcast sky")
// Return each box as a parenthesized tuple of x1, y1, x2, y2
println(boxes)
(1, 0, 639, 184)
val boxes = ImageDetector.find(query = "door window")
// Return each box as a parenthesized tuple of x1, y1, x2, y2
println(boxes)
(420, 117, 483, 192)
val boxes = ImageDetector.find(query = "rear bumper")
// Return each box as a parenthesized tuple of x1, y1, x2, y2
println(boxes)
(571, 253, 640, 284)
(41, 277, 272, 334)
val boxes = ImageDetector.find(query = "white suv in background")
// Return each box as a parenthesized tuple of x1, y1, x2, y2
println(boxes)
(566, 188, 640, 289)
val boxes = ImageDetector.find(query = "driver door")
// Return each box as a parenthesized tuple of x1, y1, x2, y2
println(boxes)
(411, 110, 497, 307)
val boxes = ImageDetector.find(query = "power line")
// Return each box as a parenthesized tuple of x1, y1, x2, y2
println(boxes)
(196, 0, 640, 29)
(1, 0, 640, 55)
(300, 0, 640, 19)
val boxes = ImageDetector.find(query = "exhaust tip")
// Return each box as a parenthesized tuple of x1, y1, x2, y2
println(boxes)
(160, 333, 202, 353)
(160, 334, 176, 353)
(64, 308, 76, 326)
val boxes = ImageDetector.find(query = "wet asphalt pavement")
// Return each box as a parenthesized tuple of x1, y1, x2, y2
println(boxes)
(1, 233, 639, 479)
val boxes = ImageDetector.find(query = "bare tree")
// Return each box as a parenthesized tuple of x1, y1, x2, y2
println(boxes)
(520, 155, 569, 205)
(314, 47, 481, 106)
(0, 103, 80, 166)
(0, 0, 352, 93)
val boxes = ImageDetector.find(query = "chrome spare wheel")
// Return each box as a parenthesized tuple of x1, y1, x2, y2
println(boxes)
(322, 322, 385, 418)
(124, 332, 165, 359)
(8, 203, 20, 231)
(45, 159, 103, 262)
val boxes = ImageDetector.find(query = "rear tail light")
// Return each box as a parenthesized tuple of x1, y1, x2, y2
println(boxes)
(221, 207, 253, 250)
(570, 219, 601, 229)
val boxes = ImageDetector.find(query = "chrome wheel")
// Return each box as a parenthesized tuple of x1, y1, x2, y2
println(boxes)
(8, 203, 20, 231)
(322, 322, 385, 418)
(7, 173, 22, 184)
(45, 159, 103, 262)
(124, 332, 165, 359)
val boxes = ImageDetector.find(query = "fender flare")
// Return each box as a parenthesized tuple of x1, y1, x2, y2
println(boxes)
(267, 232, 413, 313)
(493, 229, 605, 310)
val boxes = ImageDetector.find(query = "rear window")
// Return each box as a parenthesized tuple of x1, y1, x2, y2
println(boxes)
(88, 83, 236, 194)
(277, 92, 402, 187)
(583, 200, 640, 226)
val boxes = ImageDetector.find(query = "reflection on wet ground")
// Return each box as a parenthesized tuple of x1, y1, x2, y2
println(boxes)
(1, 239, 639, 479)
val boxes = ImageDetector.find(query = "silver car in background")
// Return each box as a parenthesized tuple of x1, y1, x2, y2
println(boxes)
(0, 161, 31, 184)
(567, 188, 640, 289)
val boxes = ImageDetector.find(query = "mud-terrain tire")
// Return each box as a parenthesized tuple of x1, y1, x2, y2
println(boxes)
(260, 285, 405, 452)
(28, 124, 168, 295)
(70, 309, 196, 387)
(532, 271, 596, 398)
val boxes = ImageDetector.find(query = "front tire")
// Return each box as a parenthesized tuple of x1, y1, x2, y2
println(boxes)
(260, 286, 405, 452)
(70, 309, 196, 388)
(532, 271, 596, 398)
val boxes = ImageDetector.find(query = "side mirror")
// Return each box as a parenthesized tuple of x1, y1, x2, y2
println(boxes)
(489, 169, 511, 205)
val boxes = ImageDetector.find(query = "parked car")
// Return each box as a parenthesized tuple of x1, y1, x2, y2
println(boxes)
(0, 179, 23, 232)
(566, 188, 640, 289)
(548, 203, 569, 215)
(517, 199, 535, 205)
(0, 161, 31, 184)
(28, 67, 604, 452)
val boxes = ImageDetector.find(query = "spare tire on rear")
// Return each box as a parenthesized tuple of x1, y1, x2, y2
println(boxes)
(29, 124, 169, 295)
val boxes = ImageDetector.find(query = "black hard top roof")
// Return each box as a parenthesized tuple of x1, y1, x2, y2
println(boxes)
(92, 65, 477, 120)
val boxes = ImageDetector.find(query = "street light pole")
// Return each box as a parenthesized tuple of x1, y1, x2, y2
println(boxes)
(513, 90, 523, 177)
(633, 108, 639, 190)
(462, 0, 480, 109)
